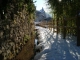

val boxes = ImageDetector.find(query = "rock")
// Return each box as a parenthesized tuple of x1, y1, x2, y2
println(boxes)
(0, 54, 4, 60)
(0, 50, 2, 54)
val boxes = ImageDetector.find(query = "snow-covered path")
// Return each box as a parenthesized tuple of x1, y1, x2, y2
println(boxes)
(34, 26, 80, 60)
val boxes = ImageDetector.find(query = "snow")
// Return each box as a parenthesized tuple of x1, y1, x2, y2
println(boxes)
(35, 22, 41, 25)
(35, 39, 38, 46)
(34, 26, 80, 60)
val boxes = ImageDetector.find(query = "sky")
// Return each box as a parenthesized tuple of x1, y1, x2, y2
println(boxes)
(33, 0, 50, 13)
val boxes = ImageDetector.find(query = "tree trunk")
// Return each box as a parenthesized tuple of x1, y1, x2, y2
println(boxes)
(77, 10, 80, 46)
(57, 18, 59, 34)
(63, 17, 67, 39)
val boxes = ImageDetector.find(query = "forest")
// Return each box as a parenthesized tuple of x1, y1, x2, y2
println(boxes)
(47, 0, 80, 46)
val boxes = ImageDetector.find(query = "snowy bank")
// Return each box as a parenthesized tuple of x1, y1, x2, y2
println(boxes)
(34, 26, 80, 60)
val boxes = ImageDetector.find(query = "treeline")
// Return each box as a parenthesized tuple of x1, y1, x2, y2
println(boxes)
(47, 0, 80, 35)
(47, 0, 80, 17)
(0, 0, 35, 60)
(47, 0, 80, 46)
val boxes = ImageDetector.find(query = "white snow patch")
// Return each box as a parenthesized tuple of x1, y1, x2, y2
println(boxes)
(34, 26, 80, 60)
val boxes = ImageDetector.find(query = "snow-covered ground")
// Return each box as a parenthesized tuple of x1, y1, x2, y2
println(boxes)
(34, 26, 80, 60)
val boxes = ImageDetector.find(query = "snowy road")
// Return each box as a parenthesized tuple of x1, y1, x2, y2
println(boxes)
(34, 26, 80, 60)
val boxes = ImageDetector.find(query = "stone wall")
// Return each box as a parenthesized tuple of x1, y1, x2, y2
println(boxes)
(0, 4, 35, 60)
